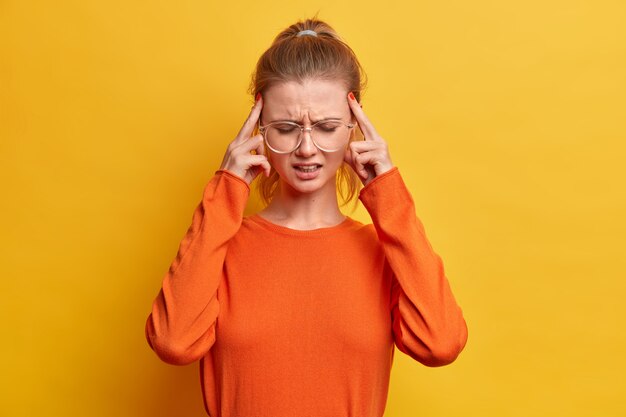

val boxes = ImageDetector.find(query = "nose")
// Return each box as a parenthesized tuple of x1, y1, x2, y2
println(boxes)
(295, 127, 318, 156)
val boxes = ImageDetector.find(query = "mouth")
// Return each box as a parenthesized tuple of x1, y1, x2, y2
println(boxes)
(293, 164, 322, 173)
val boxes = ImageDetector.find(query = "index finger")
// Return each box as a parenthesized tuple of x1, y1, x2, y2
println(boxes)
(234, 94, 263, 144)
(347, 93, 380, 141)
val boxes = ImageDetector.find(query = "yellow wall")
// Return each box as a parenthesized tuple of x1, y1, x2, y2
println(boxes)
(2, 1, 625, 416)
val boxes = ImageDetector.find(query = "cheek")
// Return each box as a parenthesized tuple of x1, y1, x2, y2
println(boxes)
(268, 153, 289, 172)
(267, 150, 281, 165)
(325, 152, 346, 172)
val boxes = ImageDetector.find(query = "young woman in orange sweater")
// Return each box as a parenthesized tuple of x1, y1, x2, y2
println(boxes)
(145, 17, 468, 417)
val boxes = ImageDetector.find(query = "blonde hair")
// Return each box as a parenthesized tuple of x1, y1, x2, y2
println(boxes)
(247, 14, 368, 214)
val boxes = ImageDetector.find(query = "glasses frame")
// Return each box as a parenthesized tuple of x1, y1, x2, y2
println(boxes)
(258, 119, 356, 154)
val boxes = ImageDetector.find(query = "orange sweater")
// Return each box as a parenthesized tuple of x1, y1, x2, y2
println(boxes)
(145, 166, 468, 417)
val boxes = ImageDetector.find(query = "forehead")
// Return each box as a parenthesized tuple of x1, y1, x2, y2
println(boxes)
(262, 79, 349, 121)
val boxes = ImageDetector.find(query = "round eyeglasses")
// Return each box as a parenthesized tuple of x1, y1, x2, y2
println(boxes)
(258, 119, 356, 154)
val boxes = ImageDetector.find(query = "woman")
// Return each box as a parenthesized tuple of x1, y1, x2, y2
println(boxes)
(145, 17, 468, 417)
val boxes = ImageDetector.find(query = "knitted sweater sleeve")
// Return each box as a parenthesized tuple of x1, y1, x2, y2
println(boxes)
(358, 166, 469, 367)
(145, 169, 250, 366)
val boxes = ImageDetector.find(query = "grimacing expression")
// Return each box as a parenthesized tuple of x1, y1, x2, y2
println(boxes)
(260, 79, 357, 194)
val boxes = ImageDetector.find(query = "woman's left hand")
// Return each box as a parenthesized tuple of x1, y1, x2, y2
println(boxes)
(343, 92, 394, 187)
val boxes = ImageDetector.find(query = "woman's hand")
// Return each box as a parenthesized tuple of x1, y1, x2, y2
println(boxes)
(219, 94, 271, 185)
(343, 92, 394, 187)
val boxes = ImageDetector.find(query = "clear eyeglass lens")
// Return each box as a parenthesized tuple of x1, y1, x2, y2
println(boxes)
(265, 121, 348, 152)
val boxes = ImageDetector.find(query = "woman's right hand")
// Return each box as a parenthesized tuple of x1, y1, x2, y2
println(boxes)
(218, 94, 271, 185)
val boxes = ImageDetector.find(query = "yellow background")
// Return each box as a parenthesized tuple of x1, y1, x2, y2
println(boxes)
(2, 0, 625, 416)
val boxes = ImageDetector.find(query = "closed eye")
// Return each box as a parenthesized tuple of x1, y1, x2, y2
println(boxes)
(315, 121, 343, 132)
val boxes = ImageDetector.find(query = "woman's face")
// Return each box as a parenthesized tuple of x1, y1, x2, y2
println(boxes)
(260, 78, 356, 195)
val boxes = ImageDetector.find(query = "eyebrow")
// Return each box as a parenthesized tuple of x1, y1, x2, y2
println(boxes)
(266, 117, 342, 124)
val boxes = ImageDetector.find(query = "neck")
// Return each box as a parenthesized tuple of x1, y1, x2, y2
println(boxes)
(261, 175, 345, 228)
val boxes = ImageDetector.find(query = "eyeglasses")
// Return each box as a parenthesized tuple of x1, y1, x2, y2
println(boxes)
(258, 119, 356, 153)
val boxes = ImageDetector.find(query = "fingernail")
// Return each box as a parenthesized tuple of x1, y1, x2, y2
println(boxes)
(256, 92, 261, 102)
(348, 92, 355, 101)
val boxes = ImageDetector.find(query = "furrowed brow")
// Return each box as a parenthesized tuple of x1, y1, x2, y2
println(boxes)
(268, 117, 342, 124)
